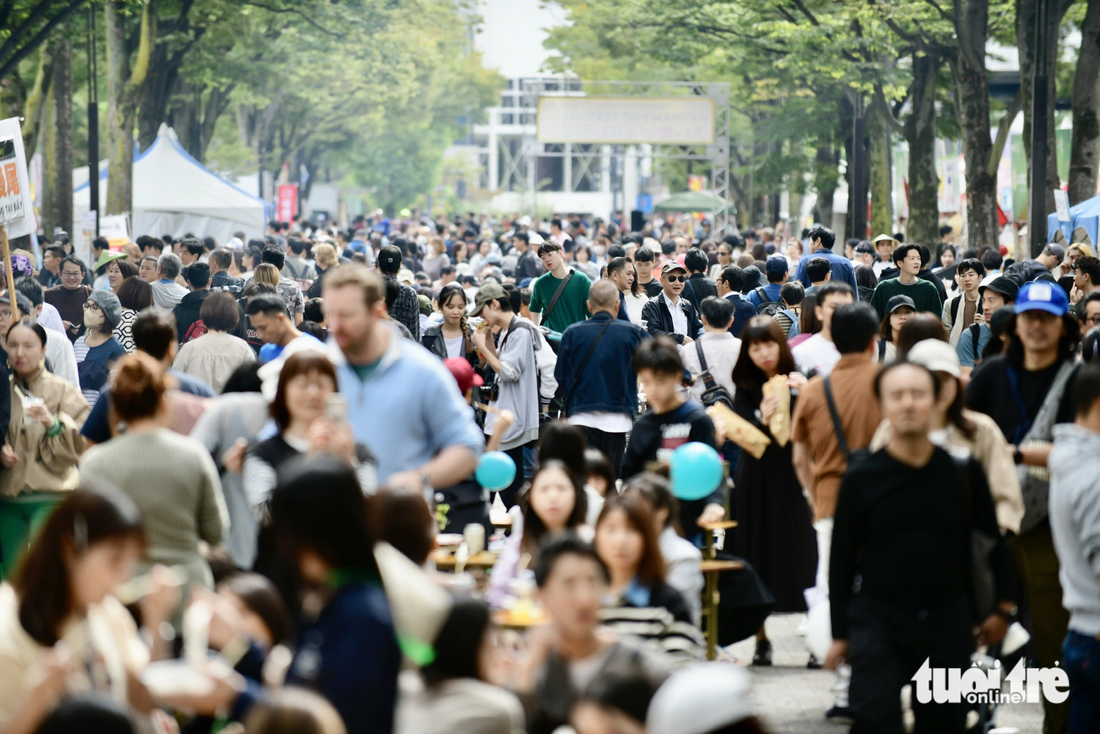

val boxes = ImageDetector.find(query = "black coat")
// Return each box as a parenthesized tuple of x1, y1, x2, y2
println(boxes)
(683, 273, 718, 312)
(640, 294, 703, 345)
(173, 289, 211, 343)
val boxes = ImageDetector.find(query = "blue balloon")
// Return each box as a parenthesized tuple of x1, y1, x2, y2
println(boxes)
(670, 442, 724, 500)
(476, 451, 517, 492)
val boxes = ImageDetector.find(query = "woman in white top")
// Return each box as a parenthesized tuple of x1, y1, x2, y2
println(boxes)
(0, 488, 176, 733)
(173, 291, 256, 393)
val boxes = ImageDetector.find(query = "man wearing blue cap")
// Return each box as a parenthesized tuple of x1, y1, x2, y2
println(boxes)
(748, 256, 790, 310)
(967, 279, 1081, 734)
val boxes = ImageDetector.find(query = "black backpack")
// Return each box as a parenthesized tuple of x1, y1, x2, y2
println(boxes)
(754, 287, 784, 317)
(693, 340, 734, 409)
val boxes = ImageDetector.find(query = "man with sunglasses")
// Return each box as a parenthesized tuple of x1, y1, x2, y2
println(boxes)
(641, 261, 702, 345)
(44, 256, 93, 342)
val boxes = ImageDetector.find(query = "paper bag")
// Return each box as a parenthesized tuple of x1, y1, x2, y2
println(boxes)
(707, 403, 771, 459)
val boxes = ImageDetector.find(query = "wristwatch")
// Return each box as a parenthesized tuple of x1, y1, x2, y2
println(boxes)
(994, 605, 1019, 623)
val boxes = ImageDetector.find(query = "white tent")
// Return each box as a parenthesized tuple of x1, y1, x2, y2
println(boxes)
(73, 124, 268, 251)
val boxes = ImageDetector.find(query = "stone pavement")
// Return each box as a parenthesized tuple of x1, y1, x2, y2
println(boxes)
(724, 614, 1045, 734)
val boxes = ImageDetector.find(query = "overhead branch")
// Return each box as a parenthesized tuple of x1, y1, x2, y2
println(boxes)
(920, 0, 955, 24)
(873, 82, 907, 135)
(0, 0, 87, 81)
(988, 88, 1022, 175)
(242, 1, 346, 39)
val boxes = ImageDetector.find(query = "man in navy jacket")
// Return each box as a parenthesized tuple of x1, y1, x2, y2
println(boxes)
(555, 280, 649, 477)
(794, 225, 858, 295)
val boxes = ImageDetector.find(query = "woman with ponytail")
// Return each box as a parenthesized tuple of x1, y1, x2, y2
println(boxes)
(79, 352, 228, 587)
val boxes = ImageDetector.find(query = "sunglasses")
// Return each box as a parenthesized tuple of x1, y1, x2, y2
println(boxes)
(666, 275, 686, 283)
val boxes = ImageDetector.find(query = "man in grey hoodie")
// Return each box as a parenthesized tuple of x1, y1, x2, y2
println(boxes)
(1050, 361, 1100, 731)
(151, 252, 189, 311)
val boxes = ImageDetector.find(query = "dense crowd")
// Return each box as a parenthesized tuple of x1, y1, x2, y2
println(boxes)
(0, 213, 1097, 734)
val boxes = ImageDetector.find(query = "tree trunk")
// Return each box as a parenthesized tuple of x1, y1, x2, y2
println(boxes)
(42, 36, 72, 239)
(1016, 0, 1062, 214)
(137, 40, 178, 152)
(1070, 0, 1100, 204)
(105, 0, 156, 216)
(23, 48, 55, 157)
(906, 51, 941, 249)
(869, 104, 892, 237)
(813, 143, 837, 227)
(950, 1, 999, 250)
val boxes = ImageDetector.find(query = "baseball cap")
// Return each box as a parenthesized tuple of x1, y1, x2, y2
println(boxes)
(527, 232, 545, 246)
(377, 245, 402, 274)
(443, 357, 483, 394)
(517, 215, 533, 227)
(647, 664, 753, 734)
(907, 339, 961, 378)
(979, 276, 1020, 303)
(765, 256, 788, 277)
(855, 241, 876, 255)
(1015, 280, 1069, 317)
(661, 261, 687, 276)
(1043, 243, 1066, 261)
(885, 294, 916, 314)
(470, 282, 507, 317)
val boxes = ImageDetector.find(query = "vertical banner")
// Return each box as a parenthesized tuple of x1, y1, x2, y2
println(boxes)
(0, 117, 35, 237)
(277, 184, 298, 223)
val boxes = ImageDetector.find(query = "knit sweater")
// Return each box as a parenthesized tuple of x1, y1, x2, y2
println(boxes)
(79, 428, 228, 586)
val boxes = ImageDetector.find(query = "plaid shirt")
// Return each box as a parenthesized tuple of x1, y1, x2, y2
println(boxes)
(387, 276, 421, 340)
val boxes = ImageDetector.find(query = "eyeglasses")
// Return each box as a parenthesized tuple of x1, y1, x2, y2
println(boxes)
(1087, 315, 1100, 326)
(666, 275, 686, 283)
(82, 301, 101, 311)
(61, 271, 82, 279)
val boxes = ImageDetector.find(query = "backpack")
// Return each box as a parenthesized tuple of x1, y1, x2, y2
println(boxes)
(754, 287, 784, 317)
(183, 318, 208, 344)
(693, 340, 734, 409)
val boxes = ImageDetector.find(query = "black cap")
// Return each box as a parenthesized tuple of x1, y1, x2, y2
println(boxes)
(979, 276, 1019, 302)
(377, 245, 402, 274)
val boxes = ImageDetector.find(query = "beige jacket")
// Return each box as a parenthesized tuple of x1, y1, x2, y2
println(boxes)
(2, 368, 89, 497)
(870, 409, 1024, 534)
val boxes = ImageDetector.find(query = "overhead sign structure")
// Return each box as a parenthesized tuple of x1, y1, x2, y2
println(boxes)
(536, 96, 715, 145)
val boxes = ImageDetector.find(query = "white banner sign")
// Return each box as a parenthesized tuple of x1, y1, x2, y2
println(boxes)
(0, 117, 34, 236)
(537, 96, 715, 145)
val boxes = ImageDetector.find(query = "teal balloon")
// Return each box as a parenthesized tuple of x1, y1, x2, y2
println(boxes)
(670, 442, 724, 500)
(476, 451, 516, 492)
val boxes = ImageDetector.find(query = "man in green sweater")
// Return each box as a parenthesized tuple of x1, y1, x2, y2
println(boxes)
(530, 240, 591, 334)
(870, 243, 943, 320)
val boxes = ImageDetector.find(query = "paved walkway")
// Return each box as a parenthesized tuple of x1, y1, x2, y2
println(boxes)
(724, 614, 1045, 733)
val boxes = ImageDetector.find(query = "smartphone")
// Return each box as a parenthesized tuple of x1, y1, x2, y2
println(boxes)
(325, 393, 348, 423)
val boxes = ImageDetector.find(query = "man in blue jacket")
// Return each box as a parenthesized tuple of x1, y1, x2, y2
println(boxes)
(555, 280, 649, 478)
(794, 225, 858, 295)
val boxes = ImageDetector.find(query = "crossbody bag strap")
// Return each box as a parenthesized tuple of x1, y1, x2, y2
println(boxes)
(694, 339, 719, 392)
(563, 318, 615, 412)
(542, 269, 574, 324)
(823, 376, 851, 460)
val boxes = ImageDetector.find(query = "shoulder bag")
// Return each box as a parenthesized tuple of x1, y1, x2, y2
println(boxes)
(561, 317, 614, 414)
(539, 269, 574, 333)
(694, 340, 734, 409)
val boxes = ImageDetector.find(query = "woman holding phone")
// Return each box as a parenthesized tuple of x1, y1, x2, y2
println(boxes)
(241, 351, 376, 514)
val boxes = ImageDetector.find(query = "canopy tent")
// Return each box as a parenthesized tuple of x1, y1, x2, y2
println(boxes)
(1048, 194, 1100, 244)
(73, 124, 267, 253)
(1067, 196, 1100, 249)
(654, 191, 729, 213)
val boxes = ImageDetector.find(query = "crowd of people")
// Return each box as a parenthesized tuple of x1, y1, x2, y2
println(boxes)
(0, 213, 1096, 734)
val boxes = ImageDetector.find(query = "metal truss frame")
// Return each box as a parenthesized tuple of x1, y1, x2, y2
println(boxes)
(519, 79, 732, 230)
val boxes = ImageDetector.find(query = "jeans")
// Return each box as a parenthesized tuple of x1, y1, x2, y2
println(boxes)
(1063, 630, 1100, 734)
(1012, 522, 1070, 734)
(576, 426, 627, 480)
